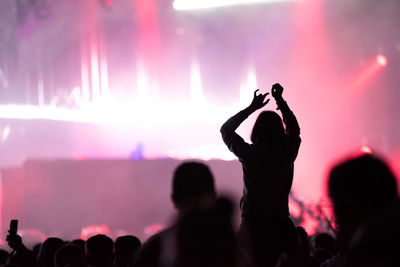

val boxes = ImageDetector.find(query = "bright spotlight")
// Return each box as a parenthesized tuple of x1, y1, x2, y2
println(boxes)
(360, 145, 373, 154)
(376, 54, 387, 67)
(173, 0, 297, 10)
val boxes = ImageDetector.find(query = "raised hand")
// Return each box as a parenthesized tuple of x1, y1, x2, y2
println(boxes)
(6, 233, 23, 251)
(249, 89, 270, 111)
(271, 83, 284, 98)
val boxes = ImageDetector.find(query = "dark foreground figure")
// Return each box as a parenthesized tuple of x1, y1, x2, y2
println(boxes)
(133, 161, 223, 267)
(325, 154, 399, 267)
(221, 83, 301, 267)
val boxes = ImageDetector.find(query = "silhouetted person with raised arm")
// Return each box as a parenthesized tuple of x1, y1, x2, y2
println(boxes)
(220, 83, 301, 267)
(6, 233, 36, 267)
(133, 161, 217, 267)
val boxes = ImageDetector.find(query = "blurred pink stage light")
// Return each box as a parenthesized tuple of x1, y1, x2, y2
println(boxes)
(173, 0, 298, 10)
(81, 224, 110, 240)
(360, 145, 373, 155)
(376, 54, 387, 67)
(350, 54, 388, 91)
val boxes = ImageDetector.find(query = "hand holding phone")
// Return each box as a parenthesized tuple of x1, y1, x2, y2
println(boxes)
(9, 219, 18, 236)
(6, 219, 23, 251)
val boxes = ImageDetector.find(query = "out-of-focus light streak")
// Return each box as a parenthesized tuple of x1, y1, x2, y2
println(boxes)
(173, 0, 298, 10)
(240, 69, 258, 105)
(351, 54, 387, 93)
(81, 42, 90, 104)
(38, 79, 45, 106)
(137, 61, 150, 100)
(90, 39, 101, 102)
(100, 56, 109, 100)
(135, 0, 162, 75)
(0, 100, 240, 125)
(190, 62, 204, 104)
(1, 126, 10, 142)
(0, 69, 9, 88)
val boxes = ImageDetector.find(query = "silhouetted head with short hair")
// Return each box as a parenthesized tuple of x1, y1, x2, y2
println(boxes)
(343, 198, 400, 267)
(114, 235, 141, 267)
(311, 232, 335, 264)
(171, 162, 216, 213)
(328, 154, 397, 249)
(85, 235, 113, 267)
(0, 249, 9, 265)
(55, 244, 85, 267)
(311, 232, 335, 255)
(37, 237, 65, 267)
(33, 243, 42, 258)
(71, 239, 86, 255)
(251, 111, 285, 144)
(174, 196, 237, 267)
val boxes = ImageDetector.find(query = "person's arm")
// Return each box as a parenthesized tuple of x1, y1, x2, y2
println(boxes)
(6, 234, 36, 267)
(272, 83, 301, 161)
(220, 90, 269, 160)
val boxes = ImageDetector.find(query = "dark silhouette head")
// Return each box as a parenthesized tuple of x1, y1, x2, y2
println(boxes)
(171, 162, 216, 212)
(343, 198, 400, 267)
(114, 235, 141, 267)
(311, 232, 335, 255)
(174, 197, 236, 267)
(311, 233, 335, 264)
(33, 243, 42, 258)
(85, 235, 113, 267)
(55, 244, 85, 267)
(71, 239, 86, 254)
(37, 237, 65, 267)
(0, 249, 9, 265)
(296, 226, 310, 255)
(328, 154, 397, 248)
(251, 111, 285, 144)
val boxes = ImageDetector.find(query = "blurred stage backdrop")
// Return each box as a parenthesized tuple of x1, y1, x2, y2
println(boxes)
(0, 0, 399, 245)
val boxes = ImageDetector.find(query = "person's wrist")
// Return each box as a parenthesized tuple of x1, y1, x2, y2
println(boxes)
(246, 105, 256, 113)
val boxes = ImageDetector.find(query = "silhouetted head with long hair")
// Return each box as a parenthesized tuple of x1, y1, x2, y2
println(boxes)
(251, 111, 285, 144)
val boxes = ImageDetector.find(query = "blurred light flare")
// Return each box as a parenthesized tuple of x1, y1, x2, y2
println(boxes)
(376, 54, 387, 67)
(81, 224, 110, 240)
(105, 0, 113, 7)
(173, 0, 298, 10)
(144, 223, 166, 237)
(240, 69, 258, 106)
(350, 54, 388, 97)
(0, 99, 238, 124)
(190, 62, 204, 104)
(81, 41, 91, 104)
(360, 145, 373, 154)
(90, 39, 101, 101)
(1, 125, 10, 142)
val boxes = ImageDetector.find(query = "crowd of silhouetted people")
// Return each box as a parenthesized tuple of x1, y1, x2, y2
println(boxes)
(2, 84, 399, 267)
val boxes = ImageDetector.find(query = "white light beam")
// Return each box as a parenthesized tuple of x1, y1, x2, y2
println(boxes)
(173, 0, 297, 10)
